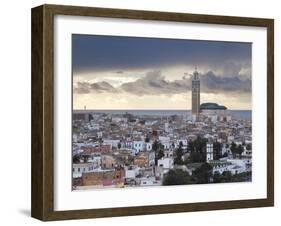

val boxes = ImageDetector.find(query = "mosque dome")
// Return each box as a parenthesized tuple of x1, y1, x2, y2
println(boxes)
(200, 103, 227, 110)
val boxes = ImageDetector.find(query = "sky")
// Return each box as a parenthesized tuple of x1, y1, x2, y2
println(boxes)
(72, 34, 252, 110)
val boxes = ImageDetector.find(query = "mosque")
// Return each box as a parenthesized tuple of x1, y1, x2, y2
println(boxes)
(191, 68, 231, 123)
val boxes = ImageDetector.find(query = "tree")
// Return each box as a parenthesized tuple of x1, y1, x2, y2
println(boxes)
(163, 169, 194, 185)
(190, 151, 203, 163)
(156, 148, 164, 161)
(213, 141, 222, 160)
(237, 144, 244, 158)
(246, 143, 252, 150)
(72, 155, 80, 163)
(188, 137, 207, 162)
(222, 152, 228, 158)
(212, 171, 251, 183)
(152, 140, 160, 152)
(221, 171, 232, 182)
(193, 163, 213, 184)
(230, 142, 237, 157)
(174, 142, 184, 165)
(152, 140, 164, 165)
(213, 171, 232, 183)
(213, 171, 222, 183)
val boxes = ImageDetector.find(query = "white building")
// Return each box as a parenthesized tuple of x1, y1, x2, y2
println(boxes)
(159, 136, 171, 149)
(210, 115, 218, 123)
(133, 140, 145, 153)
(122, 140, 133, 149)
(88, 122, 99, 130)
(164, 122, 169, 133)
(72, 163, 96, 178)
(145, 120, 157, 126)
(125, 167, 140, 179)
(226, 115, 232, 122)
(164, 149, 173, 158)
(103, 139, 120, 148)
(212, 160, 250, 175)
(139, 177, 160, 186)
(97, 131, 103, 138)
(242, 146, 252, 158)
(86, 155, 101, 168)
(228, 135, 235, 143)
(221, 143, 228, 155)
(206, 142, 214, 162)
(148, 151, 156, 166)
(227, 159, 252, 171)
(73, 134, 78, 143)
(157, 157, 174, 173)
(112, 116, 128, 123)
(145, 142, 152, 151)
(229, 165, 245, 174)
(176, 139, 188, 147)
(212, 163, 231, 174)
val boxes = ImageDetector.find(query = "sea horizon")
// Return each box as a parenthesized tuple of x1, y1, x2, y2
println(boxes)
(73, 109, 251, 120)
(73, 109, 252, 111)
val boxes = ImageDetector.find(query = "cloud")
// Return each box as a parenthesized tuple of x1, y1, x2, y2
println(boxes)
(218, 61, 251, 81)
(201, 71, 251, 93)
(120, 71, 190, 95)
(74, 81, 118, 94)
(119, 70, 251, 95)
(73, 69, 251, 95)
(221, 61, 242, 78)
(72, 34, 252, 73)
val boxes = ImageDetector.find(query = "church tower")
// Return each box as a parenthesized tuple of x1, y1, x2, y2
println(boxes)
(191, 67, 200, 121)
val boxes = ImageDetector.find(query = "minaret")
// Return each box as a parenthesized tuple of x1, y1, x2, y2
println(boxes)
(206, 141, 213, 163)
(191, 67, 200, 121)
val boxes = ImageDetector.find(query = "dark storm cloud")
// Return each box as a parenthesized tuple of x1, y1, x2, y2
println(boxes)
(201, 71, 251, 93)
(72, 34, 251, 73)
(74, 70, 251, 95)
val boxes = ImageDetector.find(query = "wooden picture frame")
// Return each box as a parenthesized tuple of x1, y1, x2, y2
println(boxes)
(31, 4, 274, 221)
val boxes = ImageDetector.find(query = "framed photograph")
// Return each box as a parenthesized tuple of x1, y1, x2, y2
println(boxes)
(31, 4, 274, 221)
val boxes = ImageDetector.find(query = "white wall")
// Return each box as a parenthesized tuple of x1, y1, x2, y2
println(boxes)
(0, 0, 279, 225)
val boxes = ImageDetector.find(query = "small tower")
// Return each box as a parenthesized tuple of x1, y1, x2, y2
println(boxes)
(206, 141, 213, 163)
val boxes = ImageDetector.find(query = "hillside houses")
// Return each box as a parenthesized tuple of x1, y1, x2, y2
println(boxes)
(72, 110, 252, 190)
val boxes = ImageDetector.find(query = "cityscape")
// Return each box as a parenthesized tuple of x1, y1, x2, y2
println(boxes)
(72, 35, 252, 190)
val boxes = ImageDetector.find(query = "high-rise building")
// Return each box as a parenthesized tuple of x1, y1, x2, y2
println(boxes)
(192, 68, 200, 121)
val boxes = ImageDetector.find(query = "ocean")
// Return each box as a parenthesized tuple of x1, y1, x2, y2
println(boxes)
(74, 109, 252, 121)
